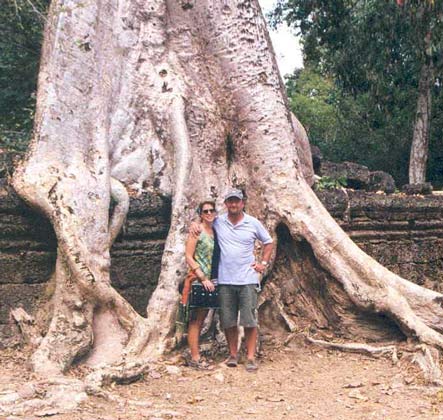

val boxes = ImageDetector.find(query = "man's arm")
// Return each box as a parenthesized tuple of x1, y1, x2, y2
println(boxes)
(252, 242, 273, 273)
(189, 215, 218, 237)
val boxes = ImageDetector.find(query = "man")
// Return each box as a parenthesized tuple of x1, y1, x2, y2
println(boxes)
(193, 189, 273, 371)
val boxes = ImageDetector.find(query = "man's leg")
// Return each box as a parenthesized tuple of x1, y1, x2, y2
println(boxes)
(219, 285, 239, 365)
(244, 326, 258, 361)
(225, 326, 239, 358)
(239, 285, 259, 370)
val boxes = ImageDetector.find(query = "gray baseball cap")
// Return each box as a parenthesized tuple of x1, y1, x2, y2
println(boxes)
(224, 188, 244, 201)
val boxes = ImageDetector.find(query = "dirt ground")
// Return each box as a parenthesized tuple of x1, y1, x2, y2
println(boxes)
(1, 339, 443, 420)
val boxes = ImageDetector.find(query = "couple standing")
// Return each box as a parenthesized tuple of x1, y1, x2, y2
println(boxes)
(185, 189, 273, 372)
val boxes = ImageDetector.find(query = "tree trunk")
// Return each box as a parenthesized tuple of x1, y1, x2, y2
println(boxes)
(409, 61, 433, 184)
(11, 0, 443, 386)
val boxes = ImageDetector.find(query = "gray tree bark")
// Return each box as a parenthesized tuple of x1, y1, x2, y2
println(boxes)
(409, 61, 433, 184)
(10, 0, 443, 387)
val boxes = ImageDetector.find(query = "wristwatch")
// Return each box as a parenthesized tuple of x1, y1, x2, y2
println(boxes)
(261, 261, 268, 266)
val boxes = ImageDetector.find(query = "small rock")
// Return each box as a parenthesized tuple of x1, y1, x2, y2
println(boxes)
(153, 409, 183, 418)
(401, 182, 433, 195)
(149, 371, 162, 379)
(35, 408, 63, 417)
(0, 392, 20, 404)
(348, 389, 368, 401)
(128, 400, 153, 408)
(213, 372, 224, 383)
(165, 365, 181, 375)
(391, 375, 403, 389)
(17, 384, 36, 399)
(244, 408, 258, 414)
(404, 377, 414, 385)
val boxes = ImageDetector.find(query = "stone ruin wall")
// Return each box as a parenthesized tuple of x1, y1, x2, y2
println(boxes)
(1, 179, 443, 342)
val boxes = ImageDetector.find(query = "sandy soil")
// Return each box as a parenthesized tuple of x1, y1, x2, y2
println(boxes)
(1, 339, 443, 420)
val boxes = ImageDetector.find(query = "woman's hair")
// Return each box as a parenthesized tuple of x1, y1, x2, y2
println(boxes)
(197, 200, 216, 216)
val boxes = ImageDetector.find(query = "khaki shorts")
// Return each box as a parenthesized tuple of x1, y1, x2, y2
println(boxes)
(219, 284, 259, 329)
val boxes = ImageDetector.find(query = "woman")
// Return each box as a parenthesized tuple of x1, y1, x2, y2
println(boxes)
(184, 200, 217, 369)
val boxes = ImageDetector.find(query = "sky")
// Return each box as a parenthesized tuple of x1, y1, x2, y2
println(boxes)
(258, 0, 303, 76)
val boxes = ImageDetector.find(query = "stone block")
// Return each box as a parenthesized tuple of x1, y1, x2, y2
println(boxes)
(368, 171, 396, 194)
(320, 161, 370, 190)
(0, 284, 47, 323)
(0, 252, 56, 284)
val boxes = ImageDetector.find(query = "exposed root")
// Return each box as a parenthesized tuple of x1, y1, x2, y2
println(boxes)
(135, 96, 195, 358)
(9, 308, 41, 347)
(306, 336, 398, 363)
(0, 377, 88, 418)
(31, 257, 95, 375)
(286, 206, 443, 351)
(85, 358, 152, 391)
(403, 344, 443, 386)
(109, 177, 130, 245)
(259, 282, 298, 333)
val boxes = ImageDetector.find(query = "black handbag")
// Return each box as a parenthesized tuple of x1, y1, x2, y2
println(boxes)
(189, 283, 219, 308)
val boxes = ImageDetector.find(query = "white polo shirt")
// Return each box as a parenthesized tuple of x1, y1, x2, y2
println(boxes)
(214, 213, 273, 285)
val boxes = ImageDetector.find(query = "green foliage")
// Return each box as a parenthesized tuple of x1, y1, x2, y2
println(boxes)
(286, 68, 341, 150)
(286, 67, 416, 185)
(0, 0, 49, 150)
(314, 175, 347, 191)
(273, 0, 443, 186)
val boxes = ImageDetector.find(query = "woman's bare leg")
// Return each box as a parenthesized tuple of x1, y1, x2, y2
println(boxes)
(187, 309, 209, 361)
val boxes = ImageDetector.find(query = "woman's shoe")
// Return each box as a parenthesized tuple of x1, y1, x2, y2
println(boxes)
(245, 359, 258, 372)
(187, 359, 209, 370)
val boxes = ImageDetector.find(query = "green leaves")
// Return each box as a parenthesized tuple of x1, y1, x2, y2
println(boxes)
(0, 0, 49, 148)
(314, 175, 347, 191)
(275, 0, 443, 186)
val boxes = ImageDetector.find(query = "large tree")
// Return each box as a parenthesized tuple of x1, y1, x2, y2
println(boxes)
(5, 0, 443, 414)
(272, 0, 443, 185)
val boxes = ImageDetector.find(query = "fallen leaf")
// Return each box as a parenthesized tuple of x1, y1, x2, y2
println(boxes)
(343, 382, 364, 389)
(187, 396, 204, 404)
(266, 397, 285, 402)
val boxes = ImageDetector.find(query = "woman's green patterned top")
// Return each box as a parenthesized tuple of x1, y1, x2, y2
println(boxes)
(194, 231, 214, 278)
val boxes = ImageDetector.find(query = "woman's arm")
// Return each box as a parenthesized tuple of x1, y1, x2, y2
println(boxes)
(185, 232, 200, 271)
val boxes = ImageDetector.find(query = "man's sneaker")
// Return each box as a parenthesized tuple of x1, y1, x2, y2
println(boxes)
(245, 359, 258, 372)
(226, 355, 238, 367)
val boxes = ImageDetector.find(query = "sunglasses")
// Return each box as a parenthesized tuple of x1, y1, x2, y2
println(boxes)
(202, 209, 216, 214)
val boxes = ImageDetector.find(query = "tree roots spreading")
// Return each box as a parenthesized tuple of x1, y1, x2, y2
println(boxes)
(7, 0, 443, 410)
